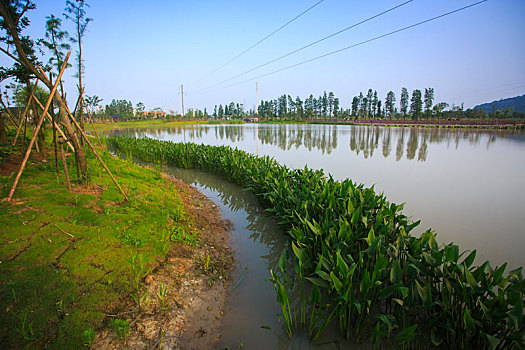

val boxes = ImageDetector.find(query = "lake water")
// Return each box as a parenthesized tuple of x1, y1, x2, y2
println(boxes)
(112, 123, 525, 270)
(110, 123, 525, 348)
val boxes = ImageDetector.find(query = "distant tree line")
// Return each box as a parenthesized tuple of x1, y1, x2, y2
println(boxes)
(204, 88, 524, 122)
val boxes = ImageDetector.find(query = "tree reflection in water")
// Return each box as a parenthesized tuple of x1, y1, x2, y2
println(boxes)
(108, 124, 523, 163)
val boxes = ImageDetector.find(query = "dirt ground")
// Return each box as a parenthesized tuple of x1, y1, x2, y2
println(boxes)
(92, 174, 234, 350)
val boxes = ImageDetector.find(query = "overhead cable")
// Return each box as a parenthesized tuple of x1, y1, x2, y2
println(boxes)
(191, 0, 414, 93)
(188, 0, 326, 86)
(194, 0, 489, 95)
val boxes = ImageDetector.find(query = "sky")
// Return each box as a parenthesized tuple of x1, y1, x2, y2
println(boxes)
(1, 0, 524, 114)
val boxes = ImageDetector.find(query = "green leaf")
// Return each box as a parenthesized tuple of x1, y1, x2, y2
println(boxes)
(305, 277, 329, 289)
(278, 249, 288, 274)
(397, 324, 418, 343)
(360, 270, 371, 295)
(330, 272, 343, 292)
(291, 242, 305, 263)
(379, 285, 397, 299)
(431, 328, 443, 346)
(390, 260, 402, 285)
(463, 306, 475, 333)
(465, 267, 478, 288)
(485, 333, 500, 350)
(336, 251, 349, 275)
(306, 220, 320, 236)
(398, 286, 409, 299)
(462, 250, 477, 268)
(316, 270, 331, 282)
(393, 298, 404, 307)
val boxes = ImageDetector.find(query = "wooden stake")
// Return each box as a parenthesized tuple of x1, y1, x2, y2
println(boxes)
(54, 223, 74, 238)
(59, 137, 71, 190)
(64, 103, 128, 200)
(31, 94, 75, 152)
(0, 97, 20, 132)
(13, 80, 37, 145)
(6, 51, 71, 203)
(77, 86, 104, 151)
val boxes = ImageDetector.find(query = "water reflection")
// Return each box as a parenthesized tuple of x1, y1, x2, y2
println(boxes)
(107, 124, 523, 163)
(165, 166, 347, 349)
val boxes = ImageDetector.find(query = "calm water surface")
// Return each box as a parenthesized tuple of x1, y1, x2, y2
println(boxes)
(111, 124, 525, 348)
(112, 124, 525, 269)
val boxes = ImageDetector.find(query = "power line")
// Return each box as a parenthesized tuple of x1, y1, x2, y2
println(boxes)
(194, 0, 489, 96)
(191, 0, 414, 94)
(188, 0, 325, 87)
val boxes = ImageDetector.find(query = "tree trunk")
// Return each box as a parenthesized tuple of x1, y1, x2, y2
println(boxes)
(0, 115, 6, 143)
(29, 84, 47, 159)
(56, 99, 87, 182)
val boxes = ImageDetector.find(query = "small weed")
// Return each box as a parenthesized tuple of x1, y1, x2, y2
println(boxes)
(156, 283, 171, 314)
(7, 280, 17, 302)
(127, 253, 150, 310)
(14, 309, 39, 343)
(110, 318, 129, 344)
(82, 328, 95, 348)
(169, 225, 198, 247)
(121, 231, 143, 246)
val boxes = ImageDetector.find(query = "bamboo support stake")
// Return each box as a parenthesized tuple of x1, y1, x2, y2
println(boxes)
(0, 99, 20, 131)
(64, 103, 128, 200)
(78, 90, 104, 151)
(13, 81, 37, 145)
(31, 94, 74, 152)
(59, 137, 72, 190)
(6, 51, 71, 203)
(54, 223, 74, 238)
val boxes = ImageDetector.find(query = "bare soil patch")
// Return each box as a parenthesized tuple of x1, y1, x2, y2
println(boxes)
(92, 172, 234, 349)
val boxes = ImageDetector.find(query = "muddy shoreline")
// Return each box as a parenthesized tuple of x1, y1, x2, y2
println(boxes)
(93, 173, 234, 349)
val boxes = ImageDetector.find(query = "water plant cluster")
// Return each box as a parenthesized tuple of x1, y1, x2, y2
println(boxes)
(109, 136, 524, 349)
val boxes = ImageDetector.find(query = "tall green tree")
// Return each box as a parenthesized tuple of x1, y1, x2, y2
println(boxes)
(64, 0, 92, 93)
(41, 14, 70, 98)
(372, 90, 378, 117)
(400, 87, 409, 119)
(351, 96, 359, 117)
(385, 91, 396, 119)
(424, 88, 434, 118)
(366, 89, 373, 117)
(410, 89, 423, 120)
(328, 91, 334, 118)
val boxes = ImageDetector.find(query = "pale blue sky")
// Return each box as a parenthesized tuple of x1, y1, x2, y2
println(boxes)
(1, 0, 524, 113)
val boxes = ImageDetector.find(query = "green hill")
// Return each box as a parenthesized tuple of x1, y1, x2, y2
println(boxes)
(474, 94, 525, 114)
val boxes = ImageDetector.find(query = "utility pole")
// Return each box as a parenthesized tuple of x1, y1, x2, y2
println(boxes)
(255, 81, 258, 117)
(181, 84, 184, 117)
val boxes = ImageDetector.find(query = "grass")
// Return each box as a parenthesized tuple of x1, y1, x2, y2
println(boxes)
(109, 135, 524, 349)
(0, 138, 199, 348)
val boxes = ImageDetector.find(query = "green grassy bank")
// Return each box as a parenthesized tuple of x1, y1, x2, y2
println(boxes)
(109, 136, 524, 349)
(0, 143, 197, 348)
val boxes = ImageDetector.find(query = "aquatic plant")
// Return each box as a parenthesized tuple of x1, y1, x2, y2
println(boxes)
(109, 136, 524, 348)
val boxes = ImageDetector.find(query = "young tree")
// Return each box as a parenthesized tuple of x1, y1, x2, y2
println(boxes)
(385, 91, 396, 119)
(41, 14, 70, 98)
(410, 89, 423, 120)
(327, 91, 334, 118)
(135, 101, 145, 118)
(424, 87, 434, 119)
(295, 96, 303, 119)
(372, 90, 378, 118)
(366, 89, 373, 118)
(333, 97, 339, 118)
(0, 0, 88, 179)
(321, 91, 328, 118)
(400, 87, 409, 119)
(64, 0, 91, 94)
(351, 96, 359, 117)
